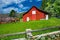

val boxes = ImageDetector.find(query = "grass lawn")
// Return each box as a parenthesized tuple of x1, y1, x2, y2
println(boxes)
(0, 17, 60, 35)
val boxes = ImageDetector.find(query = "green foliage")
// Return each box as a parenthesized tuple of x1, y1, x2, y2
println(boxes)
(19, 12, 25, 19)
(40, 0, 60, 17)
(9, 10, 16, 17)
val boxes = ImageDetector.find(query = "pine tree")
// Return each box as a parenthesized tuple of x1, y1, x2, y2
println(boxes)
(9, 10, 16, 17)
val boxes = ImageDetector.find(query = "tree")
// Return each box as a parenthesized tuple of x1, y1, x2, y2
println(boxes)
(19, 12, 25, 19)
(40, 0, 60, 17)
(9, 10, 16, 17)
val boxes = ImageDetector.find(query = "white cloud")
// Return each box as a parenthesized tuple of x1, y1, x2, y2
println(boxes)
(2, 6, 29, 13)
(37, 0, 42, 1)
(1, 0, 26, 7)
(19, 4, 24, 8)
(3, 7, 19, 13)
(29, 0, 42, 2)
(19, 0, 26, 2)
(0, 0, 26, 13)
(30, 0, 32, 2)
(2, 0, 26, 4)
(22, 7, 29, 10)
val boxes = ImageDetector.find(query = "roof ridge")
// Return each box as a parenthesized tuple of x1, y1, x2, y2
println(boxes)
(23, 6, 49, 16)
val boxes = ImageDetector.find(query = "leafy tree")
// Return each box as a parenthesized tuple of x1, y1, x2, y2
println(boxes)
(19, 12, 25, 19)
(40, 0, 60, 17)
(9, 10, 16, 17)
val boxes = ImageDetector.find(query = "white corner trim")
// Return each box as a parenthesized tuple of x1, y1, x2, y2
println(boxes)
(46, 15, 48, 20)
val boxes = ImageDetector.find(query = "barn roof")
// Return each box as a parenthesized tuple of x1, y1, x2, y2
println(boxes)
(23, 6, 49, 16)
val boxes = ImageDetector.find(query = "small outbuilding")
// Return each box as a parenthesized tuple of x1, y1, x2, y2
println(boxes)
(23, 6, 49, 22)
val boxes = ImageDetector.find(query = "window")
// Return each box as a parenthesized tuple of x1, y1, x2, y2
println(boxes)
(32, 10, 36, 14)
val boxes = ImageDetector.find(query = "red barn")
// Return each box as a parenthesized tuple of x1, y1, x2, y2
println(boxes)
(23, 6, 49, 22)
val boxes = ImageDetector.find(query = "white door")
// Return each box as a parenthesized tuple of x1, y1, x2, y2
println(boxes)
(27, 17, 30, 21)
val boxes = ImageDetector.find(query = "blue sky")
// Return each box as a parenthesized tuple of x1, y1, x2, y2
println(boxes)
(0, 0, 42, 14)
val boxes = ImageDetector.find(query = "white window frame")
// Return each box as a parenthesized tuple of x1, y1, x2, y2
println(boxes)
(32, 10, 36, 14)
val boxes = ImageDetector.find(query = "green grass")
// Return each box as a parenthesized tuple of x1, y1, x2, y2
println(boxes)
(0, 17, 60, 35)
(0, 17, 60, 40)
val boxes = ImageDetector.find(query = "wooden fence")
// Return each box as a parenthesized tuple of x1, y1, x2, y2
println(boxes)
(0, 26, 60, 40)
(33, 31, 60, 40)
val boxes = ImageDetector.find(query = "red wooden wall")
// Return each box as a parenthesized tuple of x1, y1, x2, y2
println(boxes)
(23, 7, 46, 22)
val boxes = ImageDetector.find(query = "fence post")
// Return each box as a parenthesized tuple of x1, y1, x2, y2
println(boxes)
(26, 29, 35, 40)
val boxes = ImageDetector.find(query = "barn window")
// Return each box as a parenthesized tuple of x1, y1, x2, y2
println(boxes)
(32, 10, 36, 14)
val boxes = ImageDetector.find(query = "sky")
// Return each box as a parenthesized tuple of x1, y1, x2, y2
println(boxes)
(0, 0, 42, 14)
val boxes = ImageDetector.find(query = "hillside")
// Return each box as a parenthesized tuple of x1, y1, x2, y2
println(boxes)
(0, 17, 60, 35)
